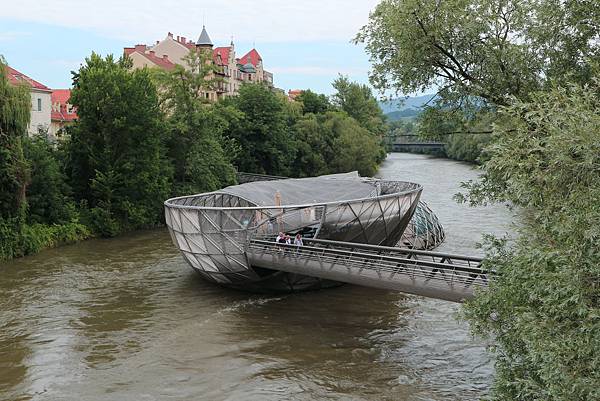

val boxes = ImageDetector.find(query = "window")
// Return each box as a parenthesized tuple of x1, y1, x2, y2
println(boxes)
(37, 98, 42, 111)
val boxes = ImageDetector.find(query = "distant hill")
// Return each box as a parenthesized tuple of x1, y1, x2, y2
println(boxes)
(379, 93, 437, 113)
(379, 93, 437, 121)
(384, 109, 421, 121)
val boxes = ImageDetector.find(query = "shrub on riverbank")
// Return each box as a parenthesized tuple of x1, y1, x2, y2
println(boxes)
(459, 80, 600, 400)
(360, 0, 600, 397)
(0, 59, 91, 260)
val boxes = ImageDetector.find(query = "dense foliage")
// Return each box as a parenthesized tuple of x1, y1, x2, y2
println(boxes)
(223, 80, 386, 177)
(357, 0, 599, 106)
(295, 89, 330, 114)
(359, 0, 600, 163)
(67, 53, 171, 236)
(0, 59, 89, 260)
(459, 79, 600, 401)
(224, 83, 294, 176)
(0, 58, 30, 259)
(0, 52, 387, 259)
(360, 1, 600, 398)
(154, 51, 237, 195)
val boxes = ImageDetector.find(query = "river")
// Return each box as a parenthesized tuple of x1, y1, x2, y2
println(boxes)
(0, 153, 514, 401)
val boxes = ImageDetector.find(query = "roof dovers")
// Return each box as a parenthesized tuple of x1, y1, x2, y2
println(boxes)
(51, 89, 77, 122)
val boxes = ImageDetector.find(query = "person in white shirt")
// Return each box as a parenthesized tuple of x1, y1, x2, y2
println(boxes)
(294, 233, 303, 247)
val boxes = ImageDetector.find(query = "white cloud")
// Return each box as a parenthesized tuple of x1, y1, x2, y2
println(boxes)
(270, 65, 368, 76)
(0, 0, 379, 43)
(0, 31, 31, 42)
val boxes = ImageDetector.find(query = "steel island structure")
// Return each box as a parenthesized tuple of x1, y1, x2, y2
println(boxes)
(165, 173, 488, 301)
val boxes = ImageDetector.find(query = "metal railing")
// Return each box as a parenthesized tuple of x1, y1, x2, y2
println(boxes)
(247, 239, 491, 302)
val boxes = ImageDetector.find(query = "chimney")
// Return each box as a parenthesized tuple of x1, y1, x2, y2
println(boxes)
(162, 55, 169, 60)
(177, 35, 180, 42)
(134, 44, 146, 52)
(156, 40, 159, 45)
(149, 51, 155, 56)
(181, 36, 186, 43)
(167, 32, 173, 38)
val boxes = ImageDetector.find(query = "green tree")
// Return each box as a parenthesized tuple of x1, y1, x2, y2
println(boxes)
(67, 53, 171, 236)
(0, 57, 31, 259)
(331, 75, 387, 136)
(356, 0, 600, 107)
(295, 89, 331, 114)
(22, 135, 76, 225)
(290, 114, 330, 177)
(357, 0, 599, 160)
(458, 79, 600, 400)
(325, 112, 382, 177)
(226, 83, 295, 176)
(154, 50, 237, 195)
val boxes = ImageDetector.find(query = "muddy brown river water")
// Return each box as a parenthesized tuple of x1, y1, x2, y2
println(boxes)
(0, 153, 514, 401)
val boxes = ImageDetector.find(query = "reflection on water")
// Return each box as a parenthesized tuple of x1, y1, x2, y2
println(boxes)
(0, 153, 513, 400)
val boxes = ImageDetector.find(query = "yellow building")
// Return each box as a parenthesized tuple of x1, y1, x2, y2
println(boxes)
(124, 26, 274, 101)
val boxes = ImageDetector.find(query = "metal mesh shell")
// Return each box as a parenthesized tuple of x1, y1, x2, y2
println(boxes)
(164, 175, 424, 291)
(399, 200, 446, 250)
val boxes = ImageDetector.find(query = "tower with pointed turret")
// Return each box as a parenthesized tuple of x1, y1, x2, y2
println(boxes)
(196, 26, 213, 49)
(124, 25, 274, 101)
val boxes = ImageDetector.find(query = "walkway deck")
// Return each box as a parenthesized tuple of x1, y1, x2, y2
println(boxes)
(247, 238, 489, 302)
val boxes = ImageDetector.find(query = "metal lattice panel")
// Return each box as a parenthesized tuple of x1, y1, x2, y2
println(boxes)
(399, 200, 446, 250)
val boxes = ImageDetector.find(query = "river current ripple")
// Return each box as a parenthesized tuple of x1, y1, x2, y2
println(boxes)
(0, 153, 514, 401)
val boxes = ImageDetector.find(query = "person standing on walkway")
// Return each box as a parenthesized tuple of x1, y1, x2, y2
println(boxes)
(294, 233, 303, 255)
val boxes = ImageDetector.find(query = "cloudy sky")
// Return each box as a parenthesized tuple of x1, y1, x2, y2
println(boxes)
(0, 0, 383, 95)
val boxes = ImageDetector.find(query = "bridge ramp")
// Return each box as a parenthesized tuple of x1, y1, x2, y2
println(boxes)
(247, 239, 488, 303)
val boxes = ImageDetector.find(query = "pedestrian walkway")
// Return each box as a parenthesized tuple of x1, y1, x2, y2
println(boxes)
(247, 238, 489, 302)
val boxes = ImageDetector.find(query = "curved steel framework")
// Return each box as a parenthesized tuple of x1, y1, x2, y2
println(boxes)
(164, 178, 423, 291)
(235, 172, 446, 251)
(400, 201, 445, 250)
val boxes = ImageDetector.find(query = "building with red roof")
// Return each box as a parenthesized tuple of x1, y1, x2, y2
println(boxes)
(124, 45, 176, 71)
(287, 89, 303, 101)
(238, 49, 262, 67)
(5, 65, 52, 136)
(124, 26, 274, 101)
(50, 89, 77, 138)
